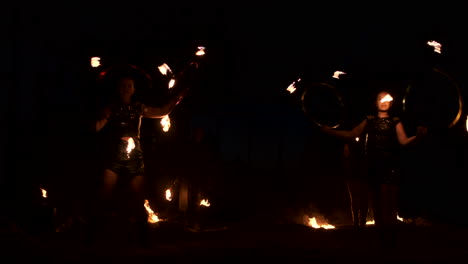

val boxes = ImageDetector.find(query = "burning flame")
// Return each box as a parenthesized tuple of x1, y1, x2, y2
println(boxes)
(91, 57, 101, 67)
(165, 188, 172, 201)
(196, 46, 205, 56)
(40, 188, 47, 198)
(466, 115, 468, 132)
(144, 199, 160, 223)
(308, 217, 335, 229)
(200, 199, 210, 207)
(168, 79, 176, 89)
(286, 78, 301, 94)
(161, 115, 171, 132)
(158, 63, 173, 76)
(380, 94, 393, 103)
(126, 137, 135, 158)
(332, 71, 346, 79)
(366, 214, 404, 225)
(355, 137, 359, 142)
(427, 40, 442, 54)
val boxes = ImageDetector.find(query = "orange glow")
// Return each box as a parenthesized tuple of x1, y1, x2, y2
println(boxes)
(165, 189, 172, 201)
(160, 115, 171, 132)
(308, 217, 335, 229)
(200, 199, 210, 207)
(144, 199, 160, 223)
(380, 94, 393, 103)
(158, 63, 172, 76)
(332, 71, 346, 79)
(91, 57, 101, 67)
(427, 40, 442, 54)
(126, 137, 135, 158)
(196, 46, 205, 56)
(40, 188, 47, 198)
(286, 78, 301, 94)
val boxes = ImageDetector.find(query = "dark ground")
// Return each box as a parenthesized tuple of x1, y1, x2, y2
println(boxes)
(1, 208, 467, 263)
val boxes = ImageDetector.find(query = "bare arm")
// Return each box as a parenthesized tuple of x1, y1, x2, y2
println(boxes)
(141, 90, 187, 118)
(96, 106, 112, 132)
(321, 119, 367, 141)
(396, 122, 428, 146)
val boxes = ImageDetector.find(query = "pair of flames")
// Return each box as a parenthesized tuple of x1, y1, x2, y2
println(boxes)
(307, 214, 404, 229)
(165, 188, 211, 207)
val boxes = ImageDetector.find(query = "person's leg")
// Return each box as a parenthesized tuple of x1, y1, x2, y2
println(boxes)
(347, 179, 360, 228)
(357, 182, 369, 227)
(129, 175, 150, 247)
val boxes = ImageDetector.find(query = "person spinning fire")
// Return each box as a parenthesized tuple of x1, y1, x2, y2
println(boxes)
(85, 66, 191, 247)
(320, 89, 427, 248)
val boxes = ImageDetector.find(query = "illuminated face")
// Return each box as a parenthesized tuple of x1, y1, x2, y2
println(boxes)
(117, 78, 135, 101)
(376, 91, 393, 112)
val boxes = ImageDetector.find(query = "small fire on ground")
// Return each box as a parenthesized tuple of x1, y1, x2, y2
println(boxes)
(144, 199, 161, 224)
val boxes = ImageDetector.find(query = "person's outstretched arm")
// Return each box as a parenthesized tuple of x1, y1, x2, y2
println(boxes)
(320, 119, 367, 141)
(396, 122, 427, 146)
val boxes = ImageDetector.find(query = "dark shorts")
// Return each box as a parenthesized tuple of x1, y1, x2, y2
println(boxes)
(103, 138, 145, 177)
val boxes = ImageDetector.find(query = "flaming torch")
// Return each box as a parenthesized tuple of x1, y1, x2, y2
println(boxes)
(144, 199, 161, 224)
(165, 188, 173, 201)
(160, 115, 171, 132)
(332, 70, 346, 79)
(91, 57, 101, 67)
(286, 78, 301, 94)
(126, 137, 135, 158)
(40, 188, 47, 198)
(427, 40, 442, 54)
(200, 199, 210, 207)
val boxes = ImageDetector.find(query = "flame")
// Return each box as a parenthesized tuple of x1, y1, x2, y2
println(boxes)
(332, 71, 346, 79)
(158, 63, 173, 76)
(308, 217, 335, 229)
(168, 79, 176, 89)
(40, 188, 47, 198)
(355, 137, 359, 142)
(160, 115, 171, 132)
(165, 189, 172, 201)
(380, 94, 393, 103)
(144, 199, 160, 223)
(427, 40, 442, 54)
(466, 115, 468, 132)
(126, 137, 135, 158)
(286, 78, 301, 94)
(91, 57, 101, 67)
(200, 199, 210, 207)
(366, 214, 404, 225)
(196, 46, 205, 56)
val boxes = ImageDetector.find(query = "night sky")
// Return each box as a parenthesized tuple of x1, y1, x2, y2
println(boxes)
(2, 5, 468, 226)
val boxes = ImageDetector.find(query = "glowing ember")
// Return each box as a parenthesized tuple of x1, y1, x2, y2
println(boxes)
(332, 71, 346, 79)
(200, 199, 210, 207)
(91, 57, 101, 67)
(427, 40, 442, 54)
(286, 78, 301, 94)
(168, 79, 176, 89)
(144, 199, 160, 223)
(158, 63, 173, 76)
(40, 188, 47, 198)
(380, 94, 393, 103)
(126, 137, 135, 158)
(196, 46, 205, 56)
(165, 189, 172, 201)
(308, 217, 335, 229)
(160, 115, 171, 132)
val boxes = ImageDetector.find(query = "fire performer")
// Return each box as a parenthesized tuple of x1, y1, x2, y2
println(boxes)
(85, 65, 191, 247)
(320, 89, 427, 248)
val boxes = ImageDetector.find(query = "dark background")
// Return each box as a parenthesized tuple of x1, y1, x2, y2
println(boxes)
(2, 5, 468, 229)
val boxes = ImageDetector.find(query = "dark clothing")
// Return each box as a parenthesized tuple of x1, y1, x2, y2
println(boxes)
(97, 101, 145, 177)
(363, 116, 402, 185)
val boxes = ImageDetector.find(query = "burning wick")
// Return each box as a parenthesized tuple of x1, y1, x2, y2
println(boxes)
(309, 217, 335, 229)
(90, 57, 101, 67)
(161, 115, 171, 132)
(380, 94, 393, 103)
(332, 71, 346, 79)
(165, 189, 172, 201)
(144, 199, 160, 223)
(126, 137, 135, 158)
(286, 78, 301, 94)
(427, 40, 442, 54)
(200, 199, 210, 207)
(158, 63, 173, 76)
(195, 46, 205, 56)
(168, 79, 176, 89)
(40, 188, 47, 198)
